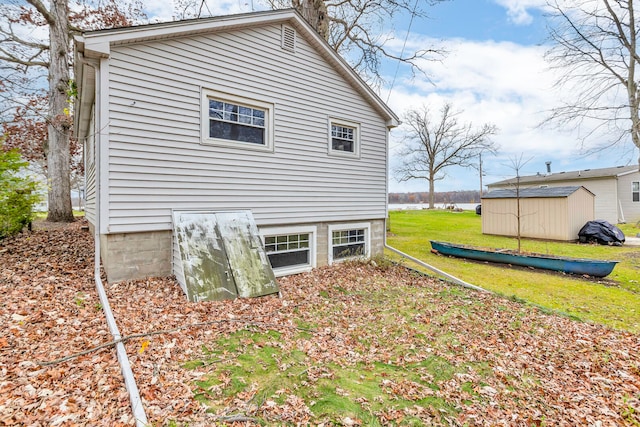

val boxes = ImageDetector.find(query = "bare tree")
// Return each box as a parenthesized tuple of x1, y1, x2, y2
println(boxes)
(0, 0, 144, 222)
(545, 0, 640, 169)
(506, 154, 534, 253)
(251, 0, 446, 86)
(395, 103, 498, 209)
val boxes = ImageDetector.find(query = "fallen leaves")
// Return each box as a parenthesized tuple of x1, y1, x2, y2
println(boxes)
(1, 220, 640, 426)
(0, 220, 132, 426)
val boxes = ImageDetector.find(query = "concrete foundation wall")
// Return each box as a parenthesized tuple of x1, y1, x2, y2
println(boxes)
(100, 218, 386, 283)
(101, 230, 173, 282)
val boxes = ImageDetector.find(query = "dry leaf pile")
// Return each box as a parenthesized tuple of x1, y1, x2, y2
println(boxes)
(1, 220, 640, 426)
(1, 220, 132, 426)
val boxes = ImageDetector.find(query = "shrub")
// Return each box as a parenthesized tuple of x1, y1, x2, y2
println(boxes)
(0, 149, 40, 239)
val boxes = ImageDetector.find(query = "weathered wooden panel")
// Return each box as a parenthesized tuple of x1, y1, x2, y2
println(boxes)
(172, 211, 237, 302)
(172, 210, 278, 302)
(215, 211, 278, 298)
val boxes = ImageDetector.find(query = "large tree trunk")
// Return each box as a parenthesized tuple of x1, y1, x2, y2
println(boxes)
(428, 177, 435, 209)
(293, 0, 328, 39)
(46, 0, 74, 222)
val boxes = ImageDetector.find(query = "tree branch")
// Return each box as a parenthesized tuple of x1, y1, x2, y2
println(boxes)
(26, 0, 56, 27)
(37, 318, 316, 366)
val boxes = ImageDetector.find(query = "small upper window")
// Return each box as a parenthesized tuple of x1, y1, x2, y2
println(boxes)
(633, 181, 639, 202)
(202, 90, 273, 151)
(329, 119, 360, 157)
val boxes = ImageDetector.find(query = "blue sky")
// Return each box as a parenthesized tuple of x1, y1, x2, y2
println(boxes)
(145, 0, 639, 193)
(380, 0, 639, 193)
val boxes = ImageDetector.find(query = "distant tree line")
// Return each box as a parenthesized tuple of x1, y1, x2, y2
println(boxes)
(389, 190, 480, 205)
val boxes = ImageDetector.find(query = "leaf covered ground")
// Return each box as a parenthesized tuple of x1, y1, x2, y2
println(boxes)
(1, 220, 640, 426)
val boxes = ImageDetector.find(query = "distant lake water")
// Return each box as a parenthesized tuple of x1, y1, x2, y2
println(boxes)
(389, 203, 479, 211)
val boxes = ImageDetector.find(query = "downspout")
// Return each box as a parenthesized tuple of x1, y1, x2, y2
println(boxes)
(94, 237, 148, 426)
(82, 53, 148, 426)
(382, 123, 485, 293)
(384, 243, 488, 293)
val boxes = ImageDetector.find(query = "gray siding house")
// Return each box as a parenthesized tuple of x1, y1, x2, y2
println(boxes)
(488, 165, 640, 224)
(74, 9, 399, 283)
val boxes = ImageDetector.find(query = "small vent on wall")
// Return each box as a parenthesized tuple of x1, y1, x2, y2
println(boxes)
(281, 25, 296, 52)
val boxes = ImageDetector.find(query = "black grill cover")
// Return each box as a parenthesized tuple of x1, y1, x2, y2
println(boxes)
(578, 220, 625, 245)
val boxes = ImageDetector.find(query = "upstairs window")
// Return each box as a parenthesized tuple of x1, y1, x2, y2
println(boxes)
(329, 119, 360, 157)
(633, 181, 639, 202)
(202, 90, 273, 151)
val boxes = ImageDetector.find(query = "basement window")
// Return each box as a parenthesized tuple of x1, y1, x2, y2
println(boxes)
(260, 226, 316, 276)
(201, 89, 274, 152)
(633, 181, 639, 202)
(328, 223, 370, 264)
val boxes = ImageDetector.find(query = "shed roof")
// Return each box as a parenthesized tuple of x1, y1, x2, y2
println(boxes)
(488, 165, 638, 187)
(482, 186, 594, 199)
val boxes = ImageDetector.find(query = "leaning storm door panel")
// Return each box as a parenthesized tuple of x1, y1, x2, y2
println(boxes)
(172, 210, 279, 301)
(215, 211, 278, 298)
(172, 211, 237, 302)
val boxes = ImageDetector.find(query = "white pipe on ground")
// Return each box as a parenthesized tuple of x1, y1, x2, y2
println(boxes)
(384, 244, 488, 293)
(93, 248, 148, 426)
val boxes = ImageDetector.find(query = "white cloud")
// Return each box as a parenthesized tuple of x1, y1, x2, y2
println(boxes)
(143, 0, 266, 23)
(384, 33, 636, 192)
(492, 0, 548, 25)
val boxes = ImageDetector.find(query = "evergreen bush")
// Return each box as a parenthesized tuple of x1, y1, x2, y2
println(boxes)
(0, 149, 40, 239)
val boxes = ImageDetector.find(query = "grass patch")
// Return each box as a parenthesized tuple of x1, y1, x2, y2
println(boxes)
(188, 328, 463, 425)
(184, 278, 493, 425)
(386, 209, 640, 332)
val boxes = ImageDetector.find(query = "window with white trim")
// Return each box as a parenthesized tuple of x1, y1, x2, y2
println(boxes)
(201, 90, 274, 151)
(329, 119, 360, 157)
(260, 226, 316, 276)
(633, 181, 639, 202)
(328, 223, 370, 263)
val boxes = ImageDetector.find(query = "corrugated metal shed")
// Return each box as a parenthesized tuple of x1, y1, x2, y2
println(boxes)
(481, 186, 595, 241)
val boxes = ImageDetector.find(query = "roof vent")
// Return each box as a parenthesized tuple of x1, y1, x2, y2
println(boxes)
(281, 25, 296, 52)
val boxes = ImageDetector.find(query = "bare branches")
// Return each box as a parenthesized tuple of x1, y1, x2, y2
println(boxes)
(544, 0, 640, 164)
(26, 0, 55, 26)
(263, 0, 446, 87)
(394, 103, 498, 208)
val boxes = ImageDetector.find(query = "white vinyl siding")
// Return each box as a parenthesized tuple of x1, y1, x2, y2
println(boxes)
(617, 172, 640, 223)
(104, 23, 389, 233)
(84, 107, 97, 226)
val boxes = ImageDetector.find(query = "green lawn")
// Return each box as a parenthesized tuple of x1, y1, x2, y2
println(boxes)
(386, 209, 640, 332)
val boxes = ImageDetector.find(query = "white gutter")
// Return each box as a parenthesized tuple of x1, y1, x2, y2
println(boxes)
(384, 244, 488, 293)
(83, 55, 149, 425)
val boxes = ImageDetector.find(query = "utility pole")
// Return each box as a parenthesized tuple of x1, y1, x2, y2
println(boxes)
(479, 152, 483, 202)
